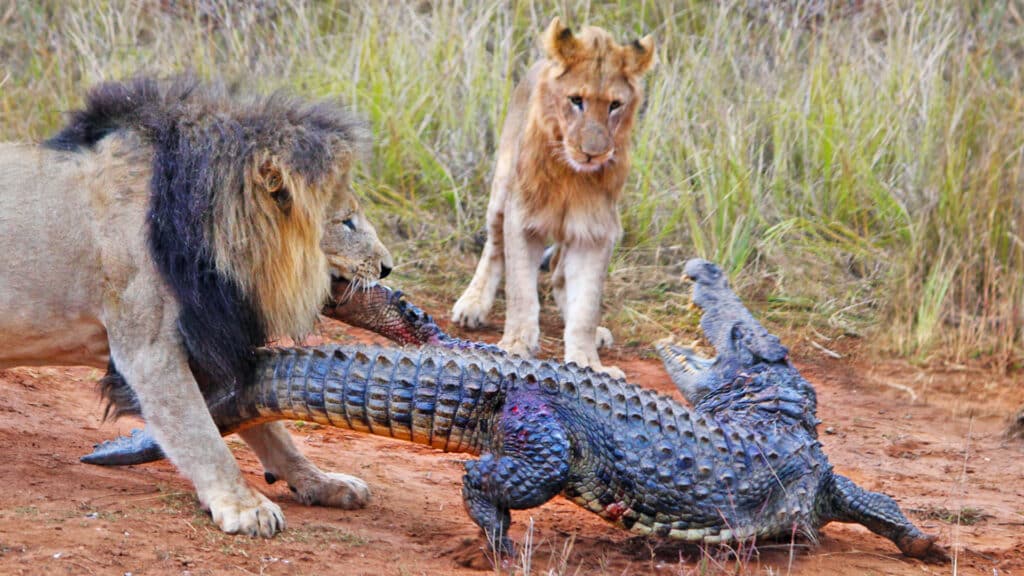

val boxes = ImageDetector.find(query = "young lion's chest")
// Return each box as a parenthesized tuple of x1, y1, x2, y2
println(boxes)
(515, 173, 622, 246)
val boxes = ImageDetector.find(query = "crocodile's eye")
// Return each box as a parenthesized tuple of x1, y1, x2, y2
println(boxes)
(342, 217, 357, 231)
(609, 100, 623, 112)
(569, 95, 584, 110)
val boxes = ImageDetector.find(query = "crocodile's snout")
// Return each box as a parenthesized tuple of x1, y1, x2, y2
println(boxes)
(683, 258, 726, 288)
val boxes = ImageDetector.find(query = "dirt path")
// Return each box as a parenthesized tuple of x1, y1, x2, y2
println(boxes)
(0, 317, 1021, 575)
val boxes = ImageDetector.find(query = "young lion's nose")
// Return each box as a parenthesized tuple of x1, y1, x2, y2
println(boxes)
(380, 263, 392, 278)
(581, 126, 612, 157)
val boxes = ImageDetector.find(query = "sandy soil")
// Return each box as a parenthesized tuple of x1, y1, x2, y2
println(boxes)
(0, 316, 1022, 576)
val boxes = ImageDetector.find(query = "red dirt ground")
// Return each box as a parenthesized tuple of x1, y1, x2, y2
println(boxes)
(0, 316, 1022, 576)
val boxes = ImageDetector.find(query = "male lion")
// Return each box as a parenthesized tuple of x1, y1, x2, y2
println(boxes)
(452, 18, 655, 378)
(0, 77, 393, 537)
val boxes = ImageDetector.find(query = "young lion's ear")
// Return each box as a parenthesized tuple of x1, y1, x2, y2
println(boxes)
(543, 17, 582, 67)
(625, 34, 656, 76)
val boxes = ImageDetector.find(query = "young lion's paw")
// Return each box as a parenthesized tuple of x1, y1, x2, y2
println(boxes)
(595, 326, 614, 349)
(565, 351, 625, 380)
(204, 484, 285, 538)
(597, 364, 626, 380)
(452, 290, 492, 329)
(289, 472, 371, 510)
(499, 331, 539, 358)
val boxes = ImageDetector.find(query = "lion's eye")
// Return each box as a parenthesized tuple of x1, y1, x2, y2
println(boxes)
(609, 100, 623, 112)
(569, 95, 584, 110)
(342, 217, 357, 231)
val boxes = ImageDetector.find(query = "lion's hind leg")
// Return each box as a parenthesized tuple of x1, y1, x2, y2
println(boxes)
(239, 422, 370, 510)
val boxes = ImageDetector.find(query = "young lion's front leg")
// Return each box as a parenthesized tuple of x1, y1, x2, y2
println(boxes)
(106, 284, 284, 538)
(238, 422, 370, 509)
(498, 202, 545, 358)
(551, 245, 616, 352)
(559, 240, 624, 379)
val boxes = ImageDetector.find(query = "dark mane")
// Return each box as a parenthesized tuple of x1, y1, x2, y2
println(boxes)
(48, 75, 368, 417)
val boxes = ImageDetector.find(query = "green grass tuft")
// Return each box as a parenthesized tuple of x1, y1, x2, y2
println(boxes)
(3, 0, 1021, 367)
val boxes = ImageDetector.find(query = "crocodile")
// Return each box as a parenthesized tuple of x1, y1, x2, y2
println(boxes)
(81, 278, 500, 465)
(86, 259, 947, 561)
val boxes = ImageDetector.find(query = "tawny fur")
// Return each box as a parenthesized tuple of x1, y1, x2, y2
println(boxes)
(452, 18, 655, 377)
(0, 77, 391, 538)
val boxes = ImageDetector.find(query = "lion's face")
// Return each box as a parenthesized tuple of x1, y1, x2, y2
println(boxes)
(538, 18, 656, 173)
(320, 191, 393, 288)
(220, 150, 392, 340)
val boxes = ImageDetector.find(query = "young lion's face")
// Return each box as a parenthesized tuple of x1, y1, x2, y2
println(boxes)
(538, 18, 656, 173)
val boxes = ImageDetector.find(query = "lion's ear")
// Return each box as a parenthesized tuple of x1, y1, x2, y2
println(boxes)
(625, 34, 656, 76)
(259, 159, 292, 214)
(543, 17, 582, 67)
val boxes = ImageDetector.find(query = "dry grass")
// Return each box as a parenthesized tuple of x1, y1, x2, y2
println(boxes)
(2, 0, 1022, 368)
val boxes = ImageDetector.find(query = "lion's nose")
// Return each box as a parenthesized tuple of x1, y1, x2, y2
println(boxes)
(380, 263, 392, 278)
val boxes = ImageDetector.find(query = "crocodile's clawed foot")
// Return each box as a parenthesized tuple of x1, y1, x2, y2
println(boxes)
(897, 532, 950, 564)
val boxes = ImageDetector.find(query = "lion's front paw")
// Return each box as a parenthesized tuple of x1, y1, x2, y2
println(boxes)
(204, 484, 285, 538)
(499, 330, 539, 358)
(289, 472, 370, 510)
(595, 326, 614, 349)
(565, 350, 625, 380)
(597, 364, 625, 380)
(452, 290, 492, 329)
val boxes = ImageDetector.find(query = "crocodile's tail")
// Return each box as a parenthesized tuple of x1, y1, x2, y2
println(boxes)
(322, 279, 503, 353)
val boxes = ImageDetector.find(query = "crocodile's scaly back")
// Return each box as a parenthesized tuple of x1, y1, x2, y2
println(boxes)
(235, 346, 507, 454)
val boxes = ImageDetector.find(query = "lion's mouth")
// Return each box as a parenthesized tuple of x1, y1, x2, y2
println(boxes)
(564, 148, 614, 173)
(325, 274, 379, 310)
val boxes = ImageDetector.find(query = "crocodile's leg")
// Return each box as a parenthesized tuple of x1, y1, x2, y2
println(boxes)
(461, 389, 571, 556)
(655, 338, 717, 404)
(818, 474, 949, 562)
(237, 422, 370, 509)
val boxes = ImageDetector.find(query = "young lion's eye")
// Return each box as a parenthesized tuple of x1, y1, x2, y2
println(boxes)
(609, 100, 623, 112)
(569, 95, 584, 110)
(342, 217, 357, 231)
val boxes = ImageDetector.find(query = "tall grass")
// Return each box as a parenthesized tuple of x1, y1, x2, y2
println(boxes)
(2, 0, 1021, 368)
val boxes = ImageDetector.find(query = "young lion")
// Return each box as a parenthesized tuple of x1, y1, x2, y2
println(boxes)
(452, 18, 655, 378)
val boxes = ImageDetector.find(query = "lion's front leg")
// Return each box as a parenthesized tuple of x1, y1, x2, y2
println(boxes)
(239, 422, 370, 510)
(551, 246, 615, 352)
(106, 288, 284, 538)
(560, 240, 624, 379)
(498, 202, 545, 358)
